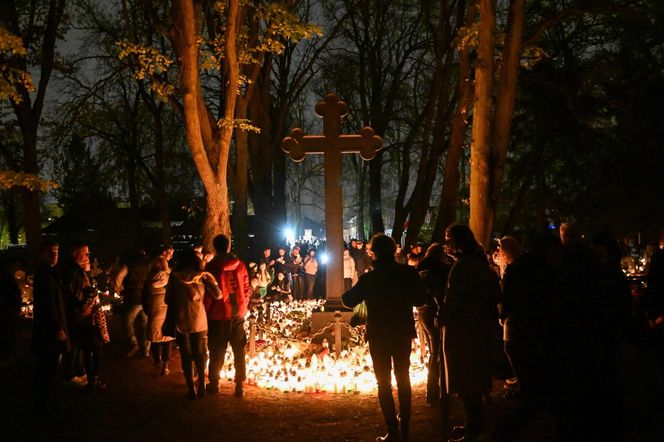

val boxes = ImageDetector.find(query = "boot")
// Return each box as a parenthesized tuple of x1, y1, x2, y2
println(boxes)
(376, 432, 400, 441)
(197, 377, 206, 399)
(234, 382, 244, 398)
(377, 419, 400, 442)
(160, 361, 170, 376)
(86, 377, 106, 391)
(185, 376, 196, 400)
(206, 381, 219, 395)
(398, 414, 410, 441)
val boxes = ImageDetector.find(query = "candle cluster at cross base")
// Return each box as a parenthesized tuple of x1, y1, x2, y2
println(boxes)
(216, 300, 429, 393)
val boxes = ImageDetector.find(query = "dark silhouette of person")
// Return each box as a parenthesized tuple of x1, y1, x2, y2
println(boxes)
(646, 232, 664, 383)
(343, 233, 426, 442)
(0, 253, 23, 393)
(491, 233, 562, 440)
(416, 243, 450, 405)
(440, 225, 499, 441)
(32, 240, 68, 410)
(552, 223, 624, 441)
(587, 232, 630, 441)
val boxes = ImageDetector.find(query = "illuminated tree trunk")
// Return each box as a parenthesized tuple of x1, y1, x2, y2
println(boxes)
(469, 0, 496, 248)
(170, 0, 239, 250)
(434, 42, 474, 239)
(468, 0, 525, 247)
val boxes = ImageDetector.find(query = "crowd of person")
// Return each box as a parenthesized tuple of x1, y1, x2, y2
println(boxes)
(341, 224, 663, 442)
(5, 222, 664, 441)
(25, 234, 253, 407)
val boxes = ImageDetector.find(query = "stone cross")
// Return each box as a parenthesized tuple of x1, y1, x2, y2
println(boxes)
(282, 93, 383, 307)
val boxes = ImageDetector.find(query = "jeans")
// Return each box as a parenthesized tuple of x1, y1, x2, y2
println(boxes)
(125, 304, 147, 350)
(79, 326, 103, 379)
(291, 274, 304, 300)
(418, 306, 441, 400)
(369, 337, 412, 433)
(176, 332, 206, 392)
(304, 274, 316, 299)
(151, 341, 171, 364)
(33, 347, 62, 401)
(207, 318, 247, 386)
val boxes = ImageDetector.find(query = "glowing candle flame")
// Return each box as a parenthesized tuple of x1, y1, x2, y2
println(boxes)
(214, 300, 429, 394)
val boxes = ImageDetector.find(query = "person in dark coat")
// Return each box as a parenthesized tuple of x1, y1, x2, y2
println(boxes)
(491, 233, 561, 440)
(354, 241, 372, 276)
(441, 225, 499, 441)
(416, 243, 450, 405)
(0, 255, 21, 364)
(32, 240, 68, 409)
(343, 233, 426, 442)
(552, 223, 618, 441)
(587, 232, 631, 441)
(59, 241, 92, 383)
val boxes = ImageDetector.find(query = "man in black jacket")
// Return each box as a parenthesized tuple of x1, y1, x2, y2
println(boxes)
(32, 239, 67, 409)
(343, 234, 426, 442)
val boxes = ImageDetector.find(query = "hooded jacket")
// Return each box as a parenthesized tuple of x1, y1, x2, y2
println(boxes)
(204, 254, 251, 321)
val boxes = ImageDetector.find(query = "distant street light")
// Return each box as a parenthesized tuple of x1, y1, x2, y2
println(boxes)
(284, 227, 295, 246)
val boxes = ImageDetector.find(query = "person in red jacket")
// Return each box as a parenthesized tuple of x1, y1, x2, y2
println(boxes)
(204, 234, 251, 398)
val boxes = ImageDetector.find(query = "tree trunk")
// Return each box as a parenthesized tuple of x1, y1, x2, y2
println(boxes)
(469, 0, 496, 249)
(19, 125, 41, 255)
(170, 0, 236, 250)
(404, 69, 454, 247)
(391, 143, 410, 245)
(356, 161, 367, 241)
(233, 108, 249, 260)
(247, 65, 278, 250)
(502, 170, 532, 235)
(203, 186, 231, 250)
(151, 104, 172, 245)
(5, 0, 66, 263)
(433, 41, 474, 240)
(5, 189, 20, 244)
(490, 0, 526, 214)
(369, 152, 385, 234)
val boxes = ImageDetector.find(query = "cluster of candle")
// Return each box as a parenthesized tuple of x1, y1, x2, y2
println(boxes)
(216, 300, 430, 394)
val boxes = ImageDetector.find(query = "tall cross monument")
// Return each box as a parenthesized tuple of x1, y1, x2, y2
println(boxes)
(282, 93, 383, 308)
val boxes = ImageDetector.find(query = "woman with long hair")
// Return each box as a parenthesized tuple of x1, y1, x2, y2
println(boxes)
(165, 250, 221, 399)
(440, 225, 500, 440)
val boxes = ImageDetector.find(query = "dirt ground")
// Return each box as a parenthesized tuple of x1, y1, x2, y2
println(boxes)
(3, 316, 664, 442)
